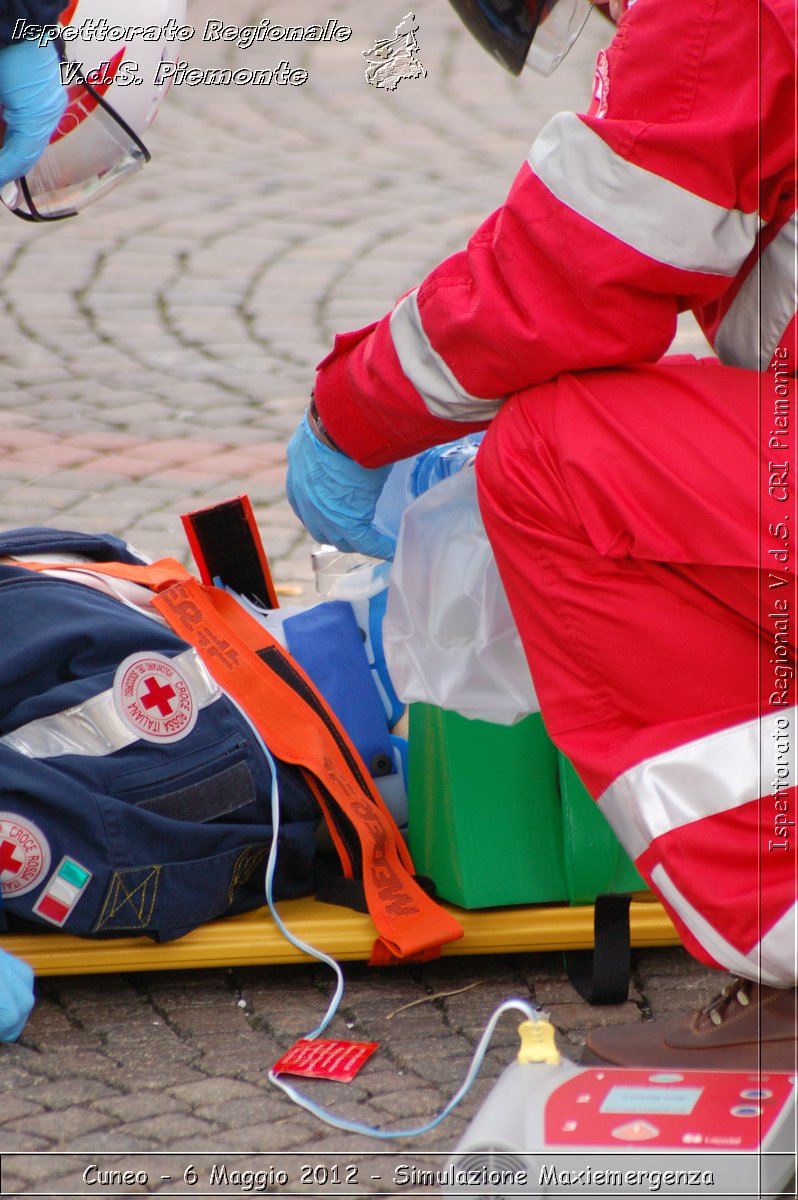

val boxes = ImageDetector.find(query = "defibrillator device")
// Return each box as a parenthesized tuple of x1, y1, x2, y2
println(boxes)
(446, 1018, 797, 1199)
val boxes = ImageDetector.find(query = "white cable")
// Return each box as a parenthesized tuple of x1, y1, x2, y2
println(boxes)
(228, 695, 343, 1037)
(267, 998, 541, 1139)
(230, 694, 543, 1138)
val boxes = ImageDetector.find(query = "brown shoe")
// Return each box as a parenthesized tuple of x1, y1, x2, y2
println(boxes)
(582, 978, 797, 1071)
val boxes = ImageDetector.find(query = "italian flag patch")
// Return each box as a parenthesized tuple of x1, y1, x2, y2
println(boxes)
(32, 857, 92, 927)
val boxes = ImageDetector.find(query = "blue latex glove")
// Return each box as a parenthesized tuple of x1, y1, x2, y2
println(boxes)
(286, 412, 395, 560)
(0, 41, 66, 189)
(0, 947, 34, 1041)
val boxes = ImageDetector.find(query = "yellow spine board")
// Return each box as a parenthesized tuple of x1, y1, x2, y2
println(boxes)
(0, 897, 678, 976)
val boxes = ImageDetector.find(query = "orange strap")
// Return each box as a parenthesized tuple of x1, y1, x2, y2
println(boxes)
(22, 557, 463, 963)
(153, 578, 463, 964)
(187, 584, 416, 876)
(16, 557, 192, 589)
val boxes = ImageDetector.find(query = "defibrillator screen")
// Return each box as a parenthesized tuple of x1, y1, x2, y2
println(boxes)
(600, 1086, 703, 1115)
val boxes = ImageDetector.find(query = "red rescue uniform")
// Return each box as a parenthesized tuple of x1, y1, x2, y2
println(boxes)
(313, 0, 798, 982)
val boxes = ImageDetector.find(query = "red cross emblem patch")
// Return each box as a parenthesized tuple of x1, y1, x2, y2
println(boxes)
(114, 652, 198, 743)
(0, 814, 51, 897)
(590, 49, 610, 119)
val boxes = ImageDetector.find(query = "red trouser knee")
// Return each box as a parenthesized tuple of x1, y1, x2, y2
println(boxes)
(476, 359, 797, 983)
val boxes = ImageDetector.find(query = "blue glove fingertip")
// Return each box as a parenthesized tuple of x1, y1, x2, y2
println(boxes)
(0, 948, 35, 1042)
(356, 526, 397, 563)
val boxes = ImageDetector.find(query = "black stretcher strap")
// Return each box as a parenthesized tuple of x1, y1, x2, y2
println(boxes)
(563, 893, 632, 1005)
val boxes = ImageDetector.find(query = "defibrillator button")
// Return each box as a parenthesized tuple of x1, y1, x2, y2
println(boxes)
(731, 1105, 762, 1118)
(611, 1120, 660, 1141)
(740, 1089, 771, 1100)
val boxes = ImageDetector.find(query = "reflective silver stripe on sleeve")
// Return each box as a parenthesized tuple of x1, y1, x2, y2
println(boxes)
(650, 866, 796, 987)
(530, 112, 759, 275)
(2, 648, 221, 759)
(389, 290, 505, 420)
(714, 213, 798, 369)
(598, 708, 795, 863)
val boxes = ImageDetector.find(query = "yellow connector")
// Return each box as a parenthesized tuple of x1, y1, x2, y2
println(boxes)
(517, 1017, 561, 1066)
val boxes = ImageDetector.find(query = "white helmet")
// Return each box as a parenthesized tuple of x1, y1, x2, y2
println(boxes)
(1, 0, 187, 221)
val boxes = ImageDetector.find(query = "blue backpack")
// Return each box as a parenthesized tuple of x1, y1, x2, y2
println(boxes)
(0, 526, 320, 941)
(0, 514, 462, 964)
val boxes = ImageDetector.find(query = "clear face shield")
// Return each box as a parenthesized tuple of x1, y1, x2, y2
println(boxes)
(0, 39, 151, 222)
(446, 0, 594, 77)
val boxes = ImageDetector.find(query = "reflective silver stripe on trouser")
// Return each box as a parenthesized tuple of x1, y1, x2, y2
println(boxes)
(599, 708, 798, 985)
(530, 112, 760, 275)
(599, 708, 797, 860)
(389, 290, 505, 421)
(714, 213, 798, 369)
(2, 648, 222, 759)
(651, 866, 796, 987)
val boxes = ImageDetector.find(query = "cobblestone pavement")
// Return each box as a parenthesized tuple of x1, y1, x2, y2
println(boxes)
(0, 1, 727, 1195)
